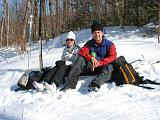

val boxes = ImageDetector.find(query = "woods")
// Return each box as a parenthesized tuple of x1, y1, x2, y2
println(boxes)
(0, 0, 159, 52)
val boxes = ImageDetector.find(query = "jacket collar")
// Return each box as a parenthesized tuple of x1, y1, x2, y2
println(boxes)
(92, 37, 105, 47)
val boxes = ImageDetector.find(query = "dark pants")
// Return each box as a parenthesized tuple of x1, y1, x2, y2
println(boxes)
(65, 56, 113, 89)
(43, 65, 72, 87)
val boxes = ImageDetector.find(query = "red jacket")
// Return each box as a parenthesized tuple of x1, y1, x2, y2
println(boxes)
(79, 38, 117, 67)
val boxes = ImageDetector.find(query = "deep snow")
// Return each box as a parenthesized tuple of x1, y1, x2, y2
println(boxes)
(0, 26, 160, 120)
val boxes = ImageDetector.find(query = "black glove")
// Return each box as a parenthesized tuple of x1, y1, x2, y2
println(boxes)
(41, 66, 53, 73)
(55, 60, 65, 66)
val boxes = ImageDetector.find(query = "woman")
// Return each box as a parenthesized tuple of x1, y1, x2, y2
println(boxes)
(33, 31, 80, 92)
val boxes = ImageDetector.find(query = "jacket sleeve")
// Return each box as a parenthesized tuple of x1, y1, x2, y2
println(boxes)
(61, 47, 67, 61)
(78, 43, 93, 61)
(98, 43, 117, 66)
(70, 45, 80, 63)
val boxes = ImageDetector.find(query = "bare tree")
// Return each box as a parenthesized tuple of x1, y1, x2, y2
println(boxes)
(21, 0, 32, 52)
(56, 0, 60, 34)
(6, 0, 9, 48)
(158, 1, 160, 43)
(49, 0, 54, 37)
(0, 0, 6, 48)
(0, 0, 159, 49)
(41, 0, 47, 40)
(0, 12, 4, 48)
(32, 0, 39, 43)
(115, 0, 125, 28)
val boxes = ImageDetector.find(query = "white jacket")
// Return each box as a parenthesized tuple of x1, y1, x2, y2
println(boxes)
(61, 45, 80, 65)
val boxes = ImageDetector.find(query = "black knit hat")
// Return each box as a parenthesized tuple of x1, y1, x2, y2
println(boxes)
(91, 20, 103, 33)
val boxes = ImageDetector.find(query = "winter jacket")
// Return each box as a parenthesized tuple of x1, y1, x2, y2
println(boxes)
(61, 45, 80, 65)
(79, 37, 117, 66)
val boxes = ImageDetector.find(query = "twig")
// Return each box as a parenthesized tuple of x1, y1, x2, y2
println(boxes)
(130, 59, 142, 64)
(152, 60, 160, 65)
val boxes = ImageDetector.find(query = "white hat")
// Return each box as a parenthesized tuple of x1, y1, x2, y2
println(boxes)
(67, 31, 75, 40)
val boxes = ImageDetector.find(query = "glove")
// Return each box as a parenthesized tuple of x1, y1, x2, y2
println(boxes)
(55, 60, 65, 66)
(65, 61, 72, 65)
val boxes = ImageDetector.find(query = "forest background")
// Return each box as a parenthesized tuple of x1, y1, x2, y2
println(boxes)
(0, 0, 160, 53)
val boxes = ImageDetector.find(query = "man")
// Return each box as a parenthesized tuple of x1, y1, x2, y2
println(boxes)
(61, 20, 117, 92)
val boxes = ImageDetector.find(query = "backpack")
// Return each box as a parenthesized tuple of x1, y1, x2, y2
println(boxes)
(112, 56, 160, 89)
(17, 71, 44, 90)
(16, 67, 53, 91)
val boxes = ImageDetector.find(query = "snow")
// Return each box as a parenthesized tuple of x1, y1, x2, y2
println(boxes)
(0, 26, 160, 120)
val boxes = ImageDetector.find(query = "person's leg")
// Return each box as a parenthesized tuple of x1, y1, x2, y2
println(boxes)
(91, 64, 113, 89)
(63, 57, 91, 89)
(42, 66, 57, 84)
(50, 65, 71, 87)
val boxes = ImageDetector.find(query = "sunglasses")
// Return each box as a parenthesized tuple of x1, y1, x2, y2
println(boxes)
(66, 39, 74, 42)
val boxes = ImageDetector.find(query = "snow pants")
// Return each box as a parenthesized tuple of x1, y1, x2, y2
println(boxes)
(65, 56, 113, 89)
(44, 65, 72, 87)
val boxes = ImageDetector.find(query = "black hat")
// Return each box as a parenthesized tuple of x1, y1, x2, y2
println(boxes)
(91, 20, 103, 33)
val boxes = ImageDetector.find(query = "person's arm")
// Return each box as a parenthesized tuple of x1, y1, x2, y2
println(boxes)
(79, 43, 99, 71)
(98, 43, 117, 66)
(79, 43, 93, 61)
(69, 45, 80, 63)
(61, 47, 67, 61)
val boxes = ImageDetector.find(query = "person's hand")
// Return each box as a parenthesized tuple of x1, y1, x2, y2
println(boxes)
(91, 57, 99, 71)
(55, 60, 65, 66)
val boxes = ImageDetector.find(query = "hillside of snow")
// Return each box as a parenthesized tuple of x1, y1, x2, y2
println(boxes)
(0, 26, 160, 120)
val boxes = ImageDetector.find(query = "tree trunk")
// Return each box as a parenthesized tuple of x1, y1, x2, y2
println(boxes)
(0, 17, 4, 48)
(56, 0, 60, 35)
(49, 0, 54, 38)
(32, 0, 39, 43)
(39, 0, 43, 69)
(0, 0, 6, 48)
(116, 0, 125, 29)
(41, 0, 46, 40)
(158, 2, 160, 43)
(6, 0, 9, 48)
(22, 0, 31, 52)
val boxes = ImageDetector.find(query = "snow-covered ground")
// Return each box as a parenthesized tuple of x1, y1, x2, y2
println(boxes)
(0, 26, 160, 120)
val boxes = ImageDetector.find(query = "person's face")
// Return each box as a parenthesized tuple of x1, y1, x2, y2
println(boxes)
(66, 39, 75, 48)
(92, 30, 104, 44)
